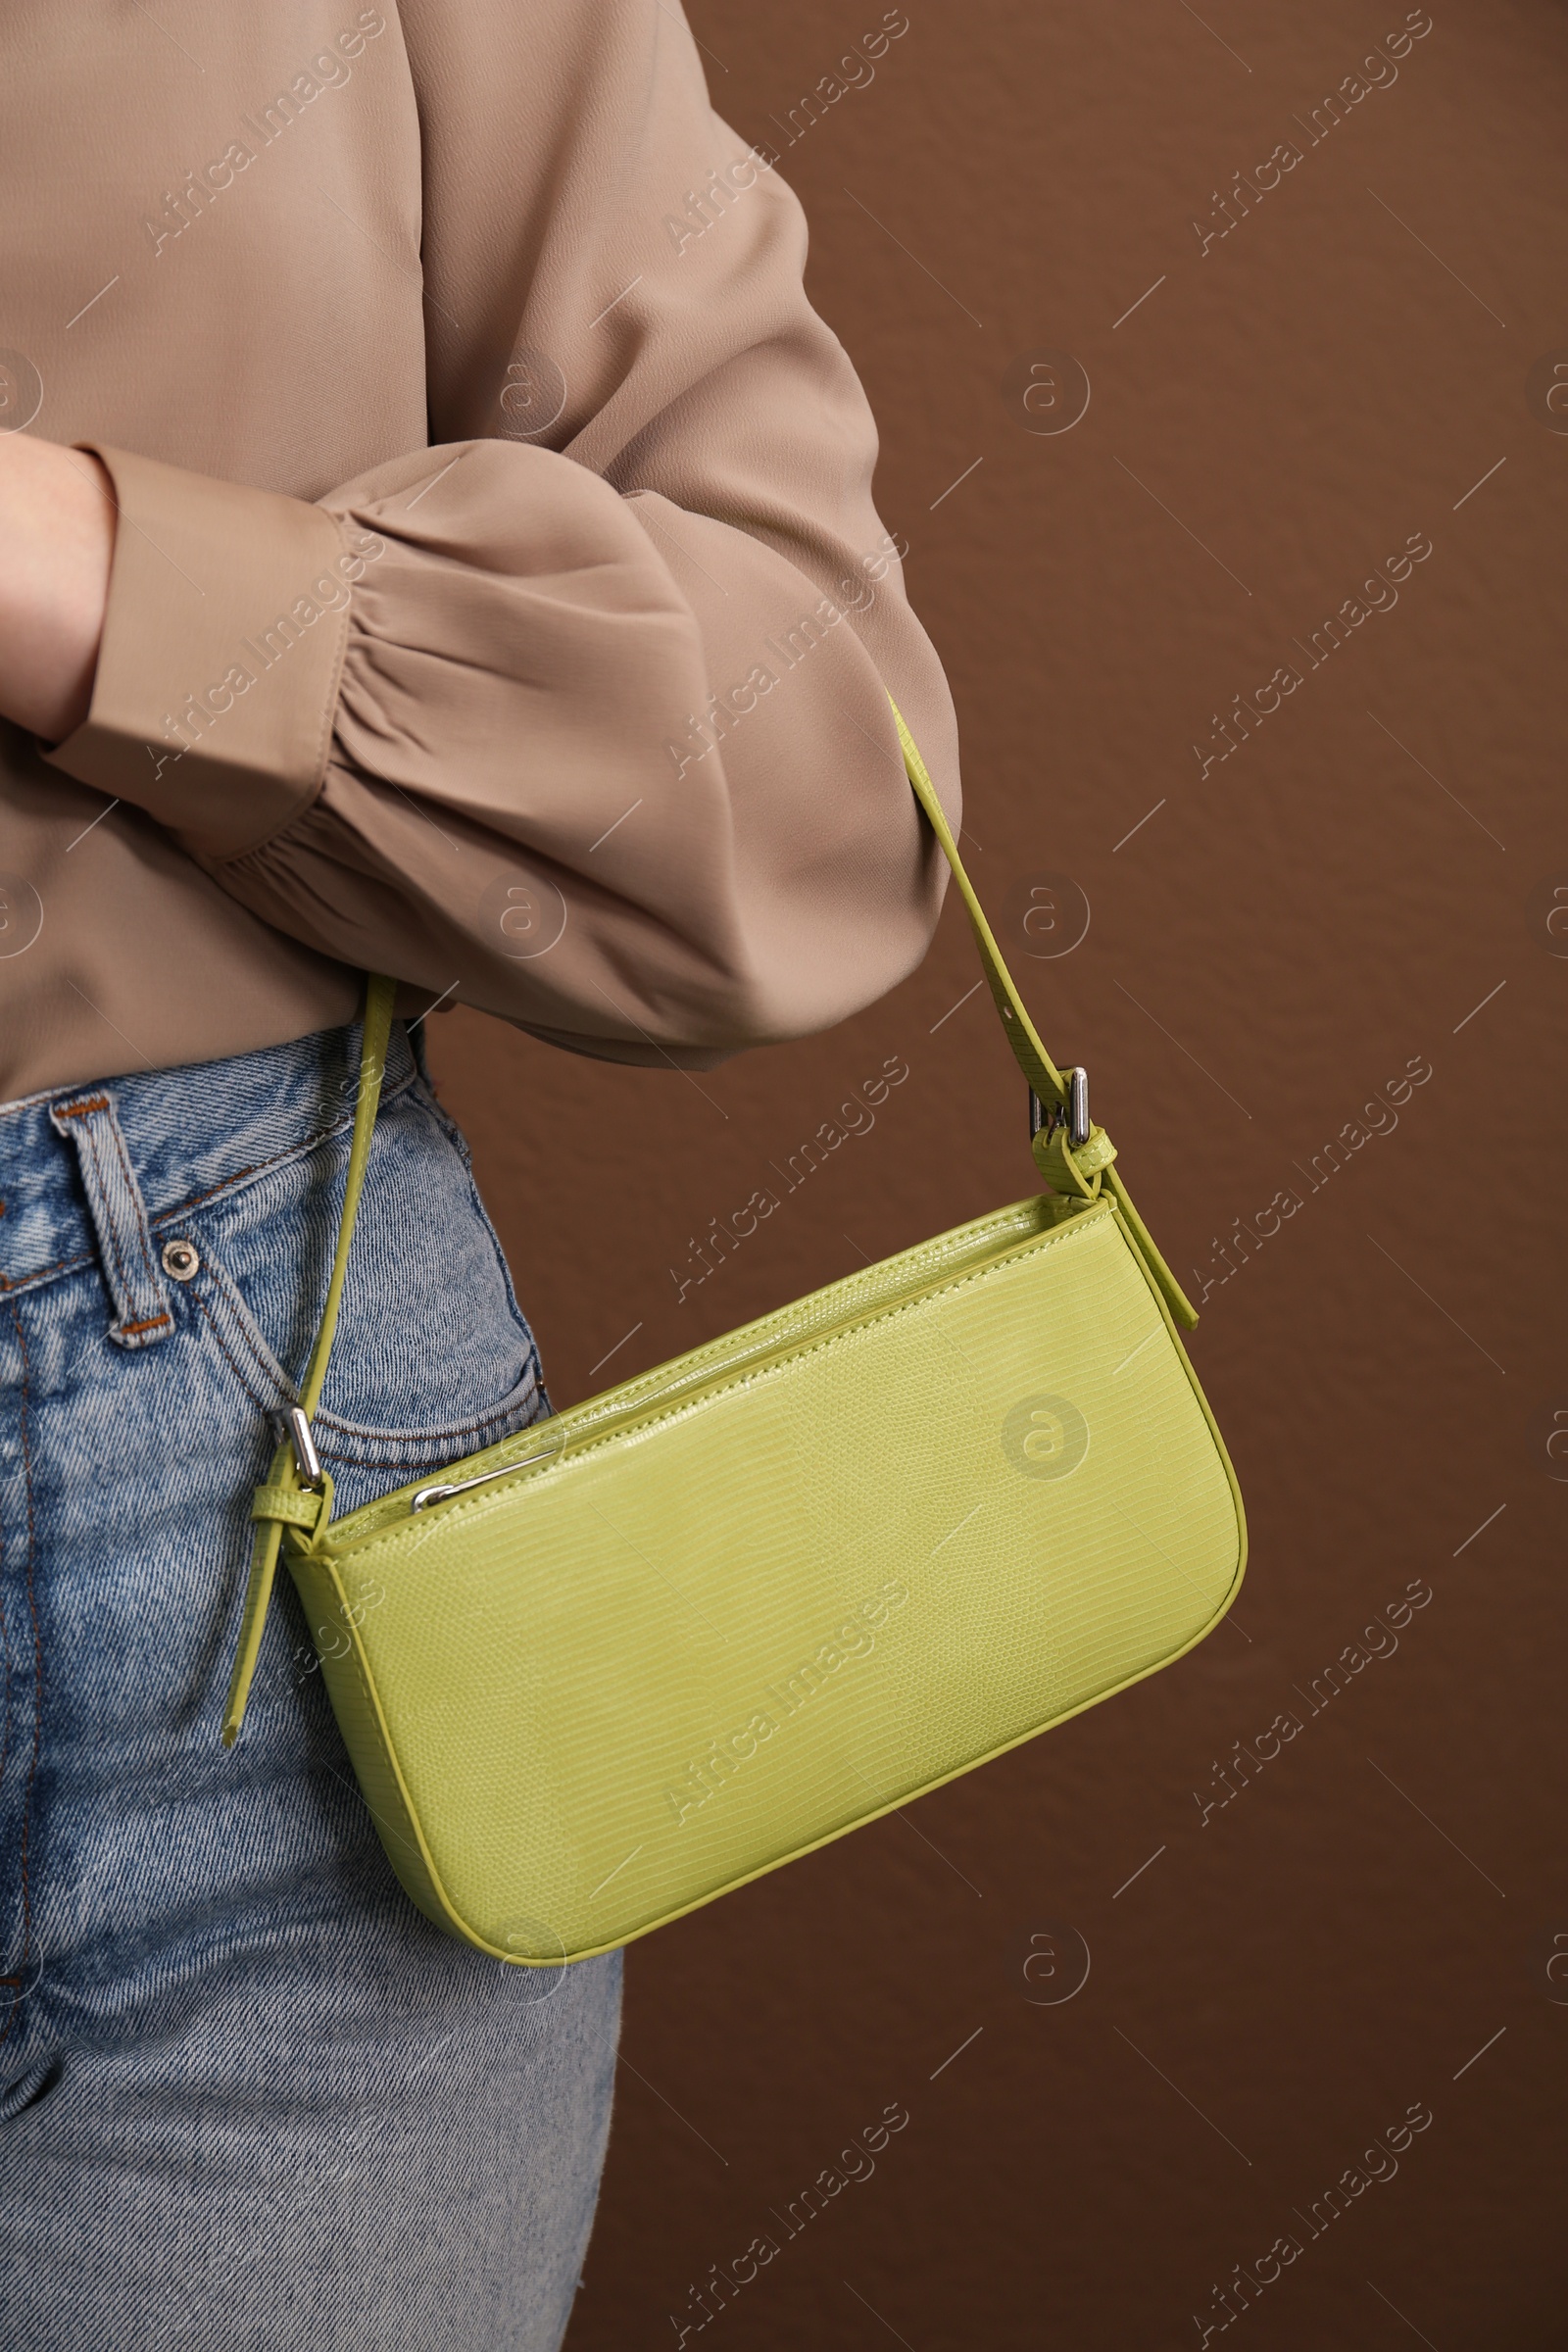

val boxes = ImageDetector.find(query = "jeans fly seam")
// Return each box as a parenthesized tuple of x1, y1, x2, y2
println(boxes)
(0, 1295, 39, 2045)
(0, 1369, 11, 1822)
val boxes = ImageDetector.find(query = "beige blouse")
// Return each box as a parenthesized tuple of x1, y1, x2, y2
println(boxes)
(0, 0, 957, 1101)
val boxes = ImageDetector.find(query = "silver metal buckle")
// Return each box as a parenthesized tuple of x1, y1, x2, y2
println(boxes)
(285, 1406, 325, 1493)
(1029, 1065, 1090, 1151)
(1067, 1065, 1090, 1148)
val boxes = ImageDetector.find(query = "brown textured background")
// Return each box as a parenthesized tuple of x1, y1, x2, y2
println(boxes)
(430, 5, 1568, 2344)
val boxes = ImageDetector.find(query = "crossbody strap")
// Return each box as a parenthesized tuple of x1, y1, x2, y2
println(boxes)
(220, 702, 1195, 1742)
(221, 973, 396, 1745)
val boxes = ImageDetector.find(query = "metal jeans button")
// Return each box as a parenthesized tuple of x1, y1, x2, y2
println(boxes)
(161, 1239, 200, 1281)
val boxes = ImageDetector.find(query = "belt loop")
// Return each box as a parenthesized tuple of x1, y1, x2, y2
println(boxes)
(48, 1089, 174, 1349)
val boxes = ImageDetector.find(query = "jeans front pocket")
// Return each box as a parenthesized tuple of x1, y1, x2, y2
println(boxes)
(160, 1077, 547, 1508)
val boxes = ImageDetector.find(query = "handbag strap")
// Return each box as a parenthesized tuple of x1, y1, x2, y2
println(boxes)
(220, 972, 396, 1745)
(220, 702, 1195, 1742)
(890, 707, 1196, 1335)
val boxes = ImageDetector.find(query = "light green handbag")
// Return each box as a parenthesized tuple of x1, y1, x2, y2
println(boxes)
(222, 704, 1246, 1966)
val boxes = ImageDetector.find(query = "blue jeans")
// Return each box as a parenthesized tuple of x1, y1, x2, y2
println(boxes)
(0, 1020, 620, 2351)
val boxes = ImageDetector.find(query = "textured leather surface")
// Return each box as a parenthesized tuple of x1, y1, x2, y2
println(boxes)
(292, 1191, 1245, 1963)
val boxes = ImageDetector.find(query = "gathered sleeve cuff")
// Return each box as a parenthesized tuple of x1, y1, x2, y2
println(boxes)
(43, 443, 369, 863)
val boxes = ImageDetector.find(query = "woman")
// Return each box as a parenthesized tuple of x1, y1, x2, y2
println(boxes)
(0, 4, 957, 2346)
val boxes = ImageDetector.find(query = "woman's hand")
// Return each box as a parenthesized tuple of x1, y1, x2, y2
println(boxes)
(0, 434, 116, 742)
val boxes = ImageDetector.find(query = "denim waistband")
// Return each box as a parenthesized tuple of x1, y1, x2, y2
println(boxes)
(0, 1021, 418, 1302)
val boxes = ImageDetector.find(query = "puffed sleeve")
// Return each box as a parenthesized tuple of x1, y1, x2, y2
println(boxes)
(43, 0, 959, 1068)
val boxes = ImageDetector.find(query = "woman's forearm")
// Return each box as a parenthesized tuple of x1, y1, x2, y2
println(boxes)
(0, 434, 114, 742)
